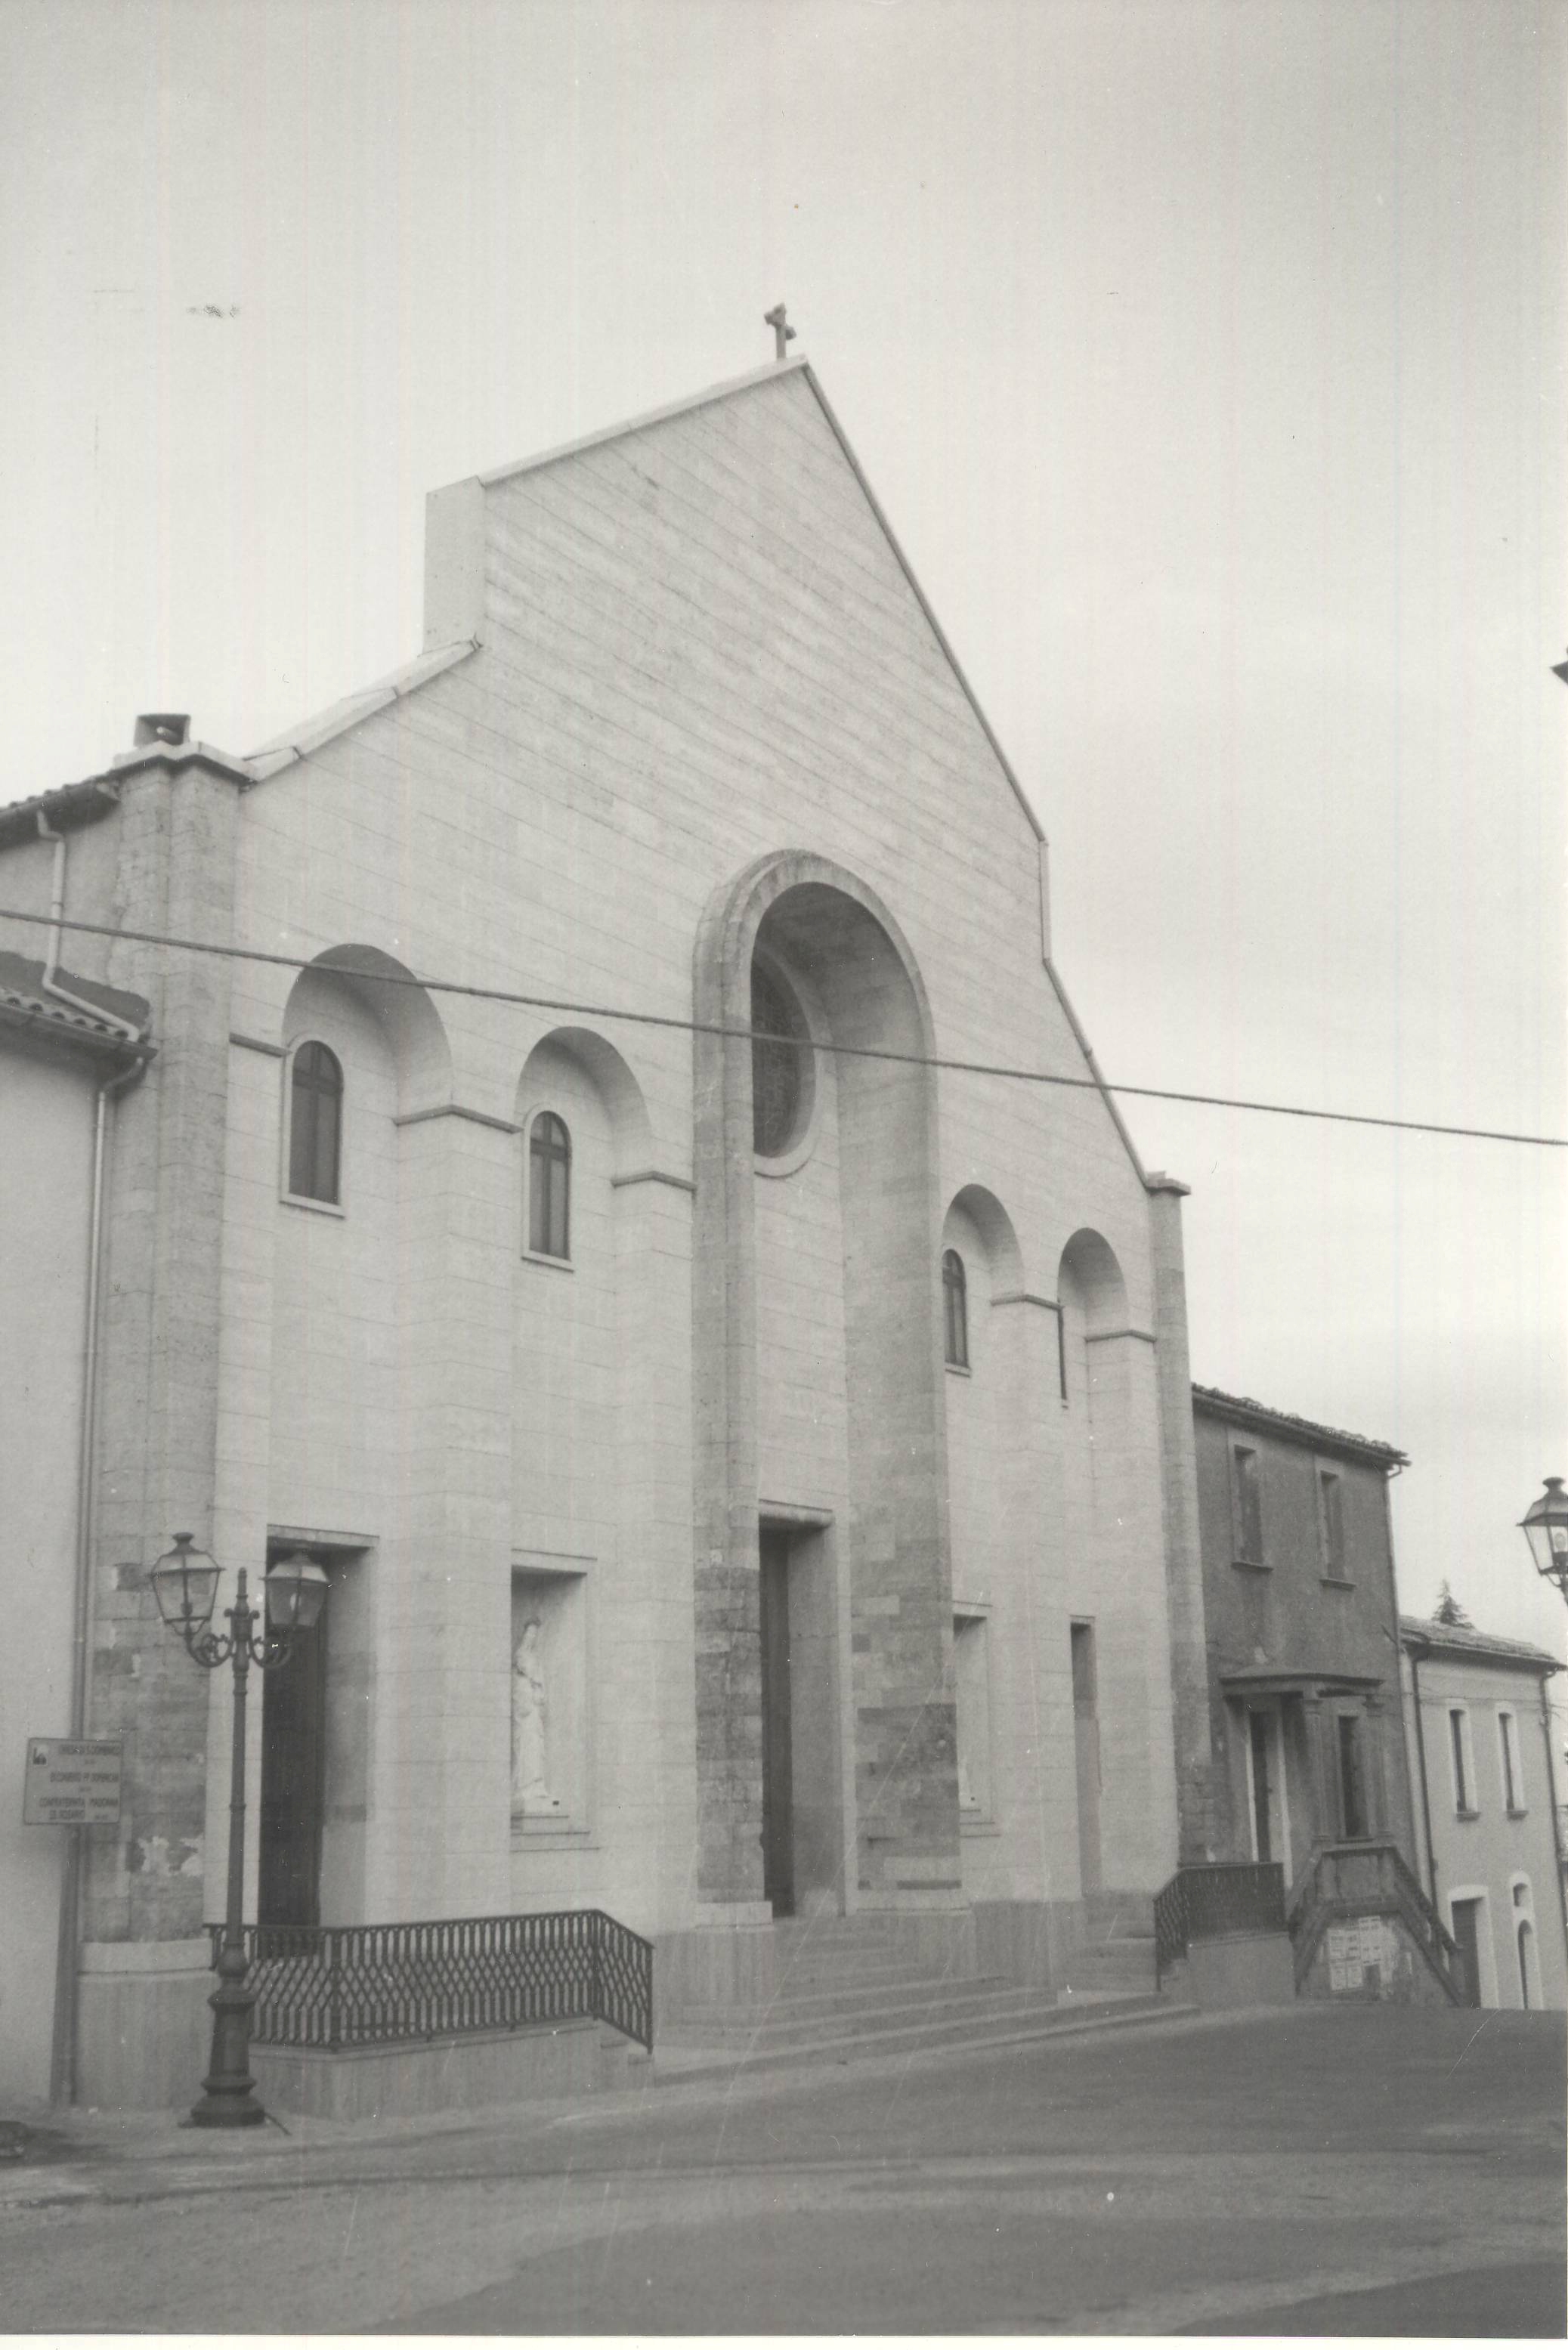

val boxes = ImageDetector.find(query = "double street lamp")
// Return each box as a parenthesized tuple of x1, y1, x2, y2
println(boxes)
(149, 1535, 328, 2129)
(1520, 1478, 1568, 1609)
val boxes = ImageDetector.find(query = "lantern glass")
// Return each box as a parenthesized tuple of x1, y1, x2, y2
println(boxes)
(150, 1535, 220, 1632)
(264, 1552, 329, 1633)
(1520, 1478, 1568, 1587)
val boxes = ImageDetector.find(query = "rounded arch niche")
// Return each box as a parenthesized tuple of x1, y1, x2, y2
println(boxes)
(691, 850, 952, 1915)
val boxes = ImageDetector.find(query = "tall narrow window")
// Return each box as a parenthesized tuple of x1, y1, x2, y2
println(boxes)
(1449, 1708, 1473, 1814)
(1498, 1711, 1523, 1812)
(1517, 1919, 1536, 2008)
(942, 1250, 969, 1368)
(1317, 1467, 1345, 1578)
(1055, 1303, 1068, 1402)
(1337, 1714, 1368, 1839)
(1231, 1444, 1263, 1564)
(528, 1112, 571, 1259)
(288, 1041, 343, 1204)
(750, 960, 809, 1158)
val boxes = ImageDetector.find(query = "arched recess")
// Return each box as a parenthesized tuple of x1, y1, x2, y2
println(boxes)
(515, 1025, 654, 1178)
(295, 943, 453, 1117)
(1059, 1226, 1129, 1338)
(692, 849, 952, 1916)
(945, 1184, 1026, 1302)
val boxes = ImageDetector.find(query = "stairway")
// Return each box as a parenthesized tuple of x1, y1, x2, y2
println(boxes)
(655, 1910, 1182, 2080)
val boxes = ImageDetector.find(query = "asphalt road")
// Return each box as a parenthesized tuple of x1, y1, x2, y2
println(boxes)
(1, 2003, 1561, 2334)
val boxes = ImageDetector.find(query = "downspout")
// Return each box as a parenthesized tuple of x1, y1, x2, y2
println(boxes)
(48, 1053, 150, 2104)
(1535, 1675, 1568, 1953)
(35, 810, 143, 1043)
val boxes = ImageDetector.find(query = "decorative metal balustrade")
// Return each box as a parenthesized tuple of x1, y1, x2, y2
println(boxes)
(1153, 1861, 1287, 1981)
(209, 1908, 654, 2052)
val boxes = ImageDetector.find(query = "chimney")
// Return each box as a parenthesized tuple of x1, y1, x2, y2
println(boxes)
(134, 713, 190, 747)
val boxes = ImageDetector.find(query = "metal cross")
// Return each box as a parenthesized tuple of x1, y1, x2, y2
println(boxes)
(763, 303, 796, 361)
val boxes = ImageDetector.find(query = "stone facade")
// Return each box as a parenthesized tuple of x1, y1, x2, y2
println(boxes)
(1, 356, 1206, 2104)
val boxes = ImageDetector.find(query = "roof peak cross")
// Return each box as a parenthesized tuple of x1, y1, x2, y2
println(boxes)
(763, 303, 796, 362)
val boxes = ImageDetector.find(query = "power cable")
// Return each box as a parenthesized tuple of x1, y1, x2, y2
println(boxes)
(0, 899, 1562, 1149)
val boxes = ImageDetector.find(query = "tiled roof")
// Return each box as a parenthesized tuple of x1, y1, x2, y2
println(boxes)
(1399, 1614, 1561, 1674)
(0, 951, 150, 1054)
(1192, 1383, 1406, 1466)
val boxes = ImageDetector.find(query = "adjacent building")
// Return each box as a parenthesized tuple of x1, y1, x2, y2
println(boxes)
(1400, 1613, 1568, 2010)
(1190, 1387, 1461, 2004)
(0, 353, 1217, 2107)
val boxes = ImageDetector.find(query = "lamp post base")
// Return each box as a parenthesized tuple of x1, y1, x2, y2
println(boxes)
(189, 1962, 267, 2127)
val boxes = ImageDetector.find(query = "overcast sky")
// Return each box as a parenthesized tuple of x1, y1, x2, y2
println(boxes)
(3, 0, 1563, 1658)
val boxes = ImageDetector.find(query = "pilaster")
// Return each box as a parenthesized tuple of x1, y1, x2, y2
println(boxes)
(85, 750, 247, 1948)
(1146, 1174, 1217, 1860)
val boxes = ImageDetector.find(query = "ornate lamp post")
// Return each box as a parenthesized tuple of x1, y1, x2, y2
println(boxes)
(149, 1535, 328, 2128)
(1520, 1478, 1568, 1608)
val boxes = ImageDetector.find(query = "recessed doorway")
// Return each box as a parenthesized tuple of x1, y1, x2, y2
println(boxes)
(759, 1524, 795, 1916)
(258, 1605, 328, 1928)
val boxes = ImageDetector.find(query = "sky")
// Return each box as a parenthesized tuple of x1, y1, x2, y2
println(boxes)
(2, 0, 1563, 1660)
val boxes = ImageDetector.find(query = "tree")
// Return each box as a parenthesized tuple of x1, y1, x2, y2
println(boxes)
(1433, 1580, 1472, 1628)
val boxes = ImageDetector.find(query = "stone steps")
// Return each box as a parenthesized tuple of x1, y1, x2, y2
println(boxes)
(655, 1991, 1191, 2080)
(654, 1909, 1181, 2079)
(661, 1974, 1063, 2044)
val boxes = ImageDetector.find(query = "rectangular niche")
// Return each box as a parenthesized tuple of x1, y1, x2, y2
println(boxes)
(511, 1556, 592, 1837)
(953, 1606, 994, 1823)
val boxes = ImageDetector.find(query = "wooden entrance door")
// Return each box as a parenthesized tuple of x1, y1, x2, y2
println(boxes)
(258, 1611, 328, 1928)
(1449, 1897, 1483, 2008)
(758, 1526, 794, 1916)
(1248, 1711, 1273, 1863)
(1071, 1621, 1102, 1896)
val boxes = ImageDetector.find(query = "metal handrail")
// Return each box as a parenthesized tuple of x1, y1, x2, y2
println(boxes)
(207, 1906, 654, 2052)
(1154, 1860, 1286, 1978)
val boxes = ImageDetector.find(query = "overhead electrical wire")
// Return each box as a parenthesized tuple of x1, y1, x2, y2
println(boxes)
(0, 899, 1561, 1150)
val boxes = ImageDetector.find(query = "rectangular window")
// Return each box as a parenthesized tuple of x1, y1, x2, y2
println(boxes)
(1317, 1467, 1346, 1579)
(1449, 1708, 1475, 1815)
(1337, 1713, 1368, 1840)
(1498, 1711, 1523, 1813)
(1231, 1444, 1263, 1564)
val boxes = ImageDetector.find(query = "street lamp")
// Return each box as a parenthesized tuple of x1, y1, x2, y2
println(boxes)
(149, 1535, 328, 2127)
(1519, 1478, 1568, 1607)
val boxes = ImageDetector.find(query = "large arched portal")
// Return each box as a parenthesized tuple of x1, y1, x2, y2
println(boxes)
(693, 854, 954, 1916)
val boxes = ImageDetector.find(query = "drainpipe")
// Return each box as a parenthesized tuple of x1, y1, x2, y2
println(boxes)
(48, 1052, 150, 2104)
(1536, 1676, 1568, 1955)
(34, 812, 143, 1044)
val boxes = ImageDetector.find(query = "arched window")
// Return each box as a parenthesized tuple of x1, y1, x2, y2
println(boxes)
(1517, 1919, 1535, 2009)
(528, 1112, 571, 1258)
(942, 1249, 969, 1368)
(751, 960, 807, 1157)
(288, 1040, 343, 1203)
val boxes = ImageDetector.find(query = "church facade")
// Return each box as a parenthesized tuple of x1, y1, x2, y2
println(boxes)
(0, 354, 1214, 2106)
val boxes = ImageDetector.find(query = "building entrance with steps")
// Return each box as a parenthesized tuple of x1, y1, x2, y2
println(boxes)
(657, 1903, 1179, 2079)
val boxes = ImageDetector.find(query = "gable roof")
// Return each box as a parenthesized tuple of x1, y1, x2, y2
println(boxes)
(459, 355, 1044, 847)
(1400, 1613, 1560, 1675)
(245, 638, 480, 780)
(1192, 1383, 1407, 1467)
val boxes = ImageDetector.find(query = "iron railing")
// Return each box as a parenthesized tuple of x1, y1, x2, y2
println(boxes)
(1285, 1840, 1460, 1999)
(1154, 1861, 1286, 1980)
(208, 1907, 654, 2052)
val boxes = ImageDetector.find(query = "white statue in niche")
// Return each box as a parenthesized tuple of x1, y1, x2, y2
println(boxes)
(511, 1617, 563, 1815)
